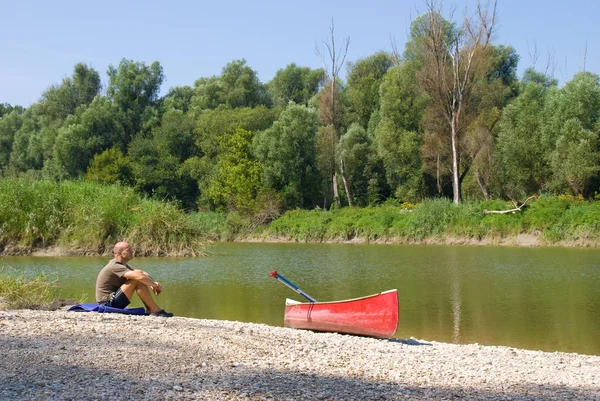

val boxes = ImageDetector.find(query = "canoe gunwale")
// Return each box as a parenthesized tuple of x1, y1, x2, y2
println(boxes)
(285, 288, 397, 306)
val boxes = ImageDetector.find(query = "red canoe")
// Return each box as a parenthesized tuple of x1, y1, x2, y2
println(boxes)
(283, 289, 399, 338)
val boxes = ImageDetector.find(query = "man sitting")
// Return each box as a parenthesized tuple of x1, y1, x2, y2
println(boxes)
(96, 241, 173, 317)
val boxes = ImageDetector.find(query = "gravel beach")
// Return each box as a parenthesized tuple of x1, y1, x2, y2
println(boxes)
(1, 309, 599, 400)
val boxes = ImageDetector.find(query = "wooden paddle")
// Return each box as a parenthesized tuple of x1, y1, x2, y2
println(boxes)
(269, 270, 318, 302)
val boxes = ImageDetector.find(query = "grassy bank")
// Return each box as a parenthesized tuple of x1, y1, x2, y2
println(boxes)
(0, 179, 224, 256)
(264, 196, 600, 246)
(2, 179, 600, 255)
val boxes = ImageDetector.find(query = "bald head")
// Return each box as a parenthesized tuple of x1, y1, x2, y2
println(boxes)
(113, 242, 129, 254)
(113, 242, 134, 262)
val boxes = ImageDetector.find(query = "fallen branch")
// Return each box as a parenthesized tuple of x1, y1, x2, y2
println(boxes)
(483, 196, 537, 215)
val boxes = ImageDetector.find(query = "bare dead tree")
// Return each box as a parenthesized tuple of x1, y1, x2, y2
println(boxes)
(545, 47, 557, 79)
(527, 39, 539, 68)
(316, 19, 353, 207)
(583, 39, 588, 72)
(416, 0, 497, 204)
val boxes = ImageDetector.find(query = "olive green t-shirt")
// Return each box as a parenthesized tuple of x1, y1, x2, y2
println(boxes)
(95, 259, 133, 303)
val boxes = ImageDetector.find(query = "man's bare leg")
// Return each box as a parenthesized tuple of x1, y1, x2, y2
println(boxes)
(120, 280, 161, 313)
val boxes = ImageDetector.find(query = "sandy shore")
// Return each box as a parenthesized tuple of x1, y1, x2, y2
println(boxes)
(1, 309, 599, 400)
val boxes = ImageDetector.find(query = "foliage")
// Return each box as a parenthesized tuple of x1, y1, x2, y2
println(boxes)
(207, 128, 264, 214)
(107, 59, 164, 137)
(253, 104, 321, 209)
(337, 124, 388, 206)
(85, 147, 133, 185)
(192, 59, 270, 110)
(496, 72, 552, 199)
(53, 97, 127, 177)
(266, 63, 325, 107)
(3, 17, 600, 216)
(344, 52, 395, 128)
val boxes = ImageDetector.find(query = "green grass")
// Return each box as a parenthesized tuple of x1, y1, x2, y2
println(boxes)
(0, 178, 214, 256)
(0, 266, 58, 309)
(263, 196, 600, 245)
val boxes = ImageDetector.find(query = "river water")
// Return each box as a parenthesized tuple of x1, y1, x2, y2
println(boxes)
(2, 242, 599, 355)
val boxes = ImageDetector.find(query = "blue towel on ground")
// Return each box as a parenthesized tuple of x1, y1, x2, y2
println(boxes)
(68, 303, 147, 315)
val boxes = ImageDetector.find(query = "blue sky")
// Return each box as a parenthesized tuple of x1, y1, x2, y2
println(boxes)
(1, 0, 598, 107)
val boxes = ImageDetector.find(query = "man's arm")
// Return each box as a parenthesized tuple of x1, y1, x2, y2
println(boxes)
(122, 269, 162, 294)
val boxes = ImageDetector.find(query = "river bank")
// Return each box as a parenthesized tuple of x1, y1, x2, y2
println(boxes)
(4, 178, 600, 257)
(3, 233, 599, 257)
(1, 309, 599, 400)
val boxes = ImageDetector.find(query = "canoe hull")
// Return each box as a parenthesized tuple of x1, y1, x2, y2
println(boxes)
(283, 289, 399, 338)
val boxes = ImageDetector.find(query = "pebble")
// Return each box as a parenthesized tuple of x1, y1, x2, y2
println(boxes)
(0, 309, 599, 400)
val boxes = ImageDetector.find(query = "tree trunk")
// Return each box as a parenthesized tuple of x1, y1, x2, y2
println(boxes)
(339, 159, 353, 206)
(436, 154, 442, 195)
(332, 172, 341, 208)
(475, 170, 490, 200)
(451, 118, 461, 204)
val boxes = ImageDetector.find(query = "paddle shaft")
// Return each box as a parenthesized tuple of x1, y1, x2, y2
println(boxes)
(269, 271, 318, 302)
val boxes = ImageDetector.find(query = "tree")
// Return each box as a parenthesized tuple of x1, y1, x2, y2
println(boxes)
(376, 63, 427, 201)
(337, 124, 388, 206)
(550, 119, 599, 195)
(266, 63, 325, 107)
(192, 106, 278, 204)
(253, 104, 321, 209)
(85, 147, 133, 185)
(463, 44, 520, 199)
(8, 104, 54, 173)
(496, 69, 554, 199)
(344, 52, 395, 128)
(316, 20, 351, 207)
(413, 0, 498, 203)
(162, 85, 194, 113)
(0, 111, 23, 172)
(541, 71, 600, 196)
(0, 103, 24, 119)
(107, 59, 164, 138)
(207, 128, 264, 214)
(192, 60, 270, 110)
(53, 97, 127, 177)
(41, 63, 101, 121)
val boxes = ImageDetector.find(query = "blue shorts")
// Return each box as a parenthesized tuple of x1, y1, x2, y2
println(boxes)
(102, 288, 130, 309)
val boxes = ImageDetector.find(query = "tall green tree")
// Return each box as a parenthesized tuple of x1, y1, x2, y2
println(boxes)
(344, 51, 394, 128)
(376, 63, 427, 201)
(0, 103, 24, 118)
(337, 123, 388, 206)
(541, 71, 600, 195)
(192, 60, 270, 110)
(0, 111, 24, 172)
(53, 97, 127, 177)
(8, 104, 56, 174)
(191, 106, 278, 208)
(126, 108, 199, 208)
(41, 63, 102, 121)
(463, 44, 520, 199)
(107, 59, 164, 138)
(253, 104, 321, 209)
(266, 63, 325, 107)
(550, 119, 599, 195)
(496, 68, 555, 199)
(207, 128, 264, 214)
